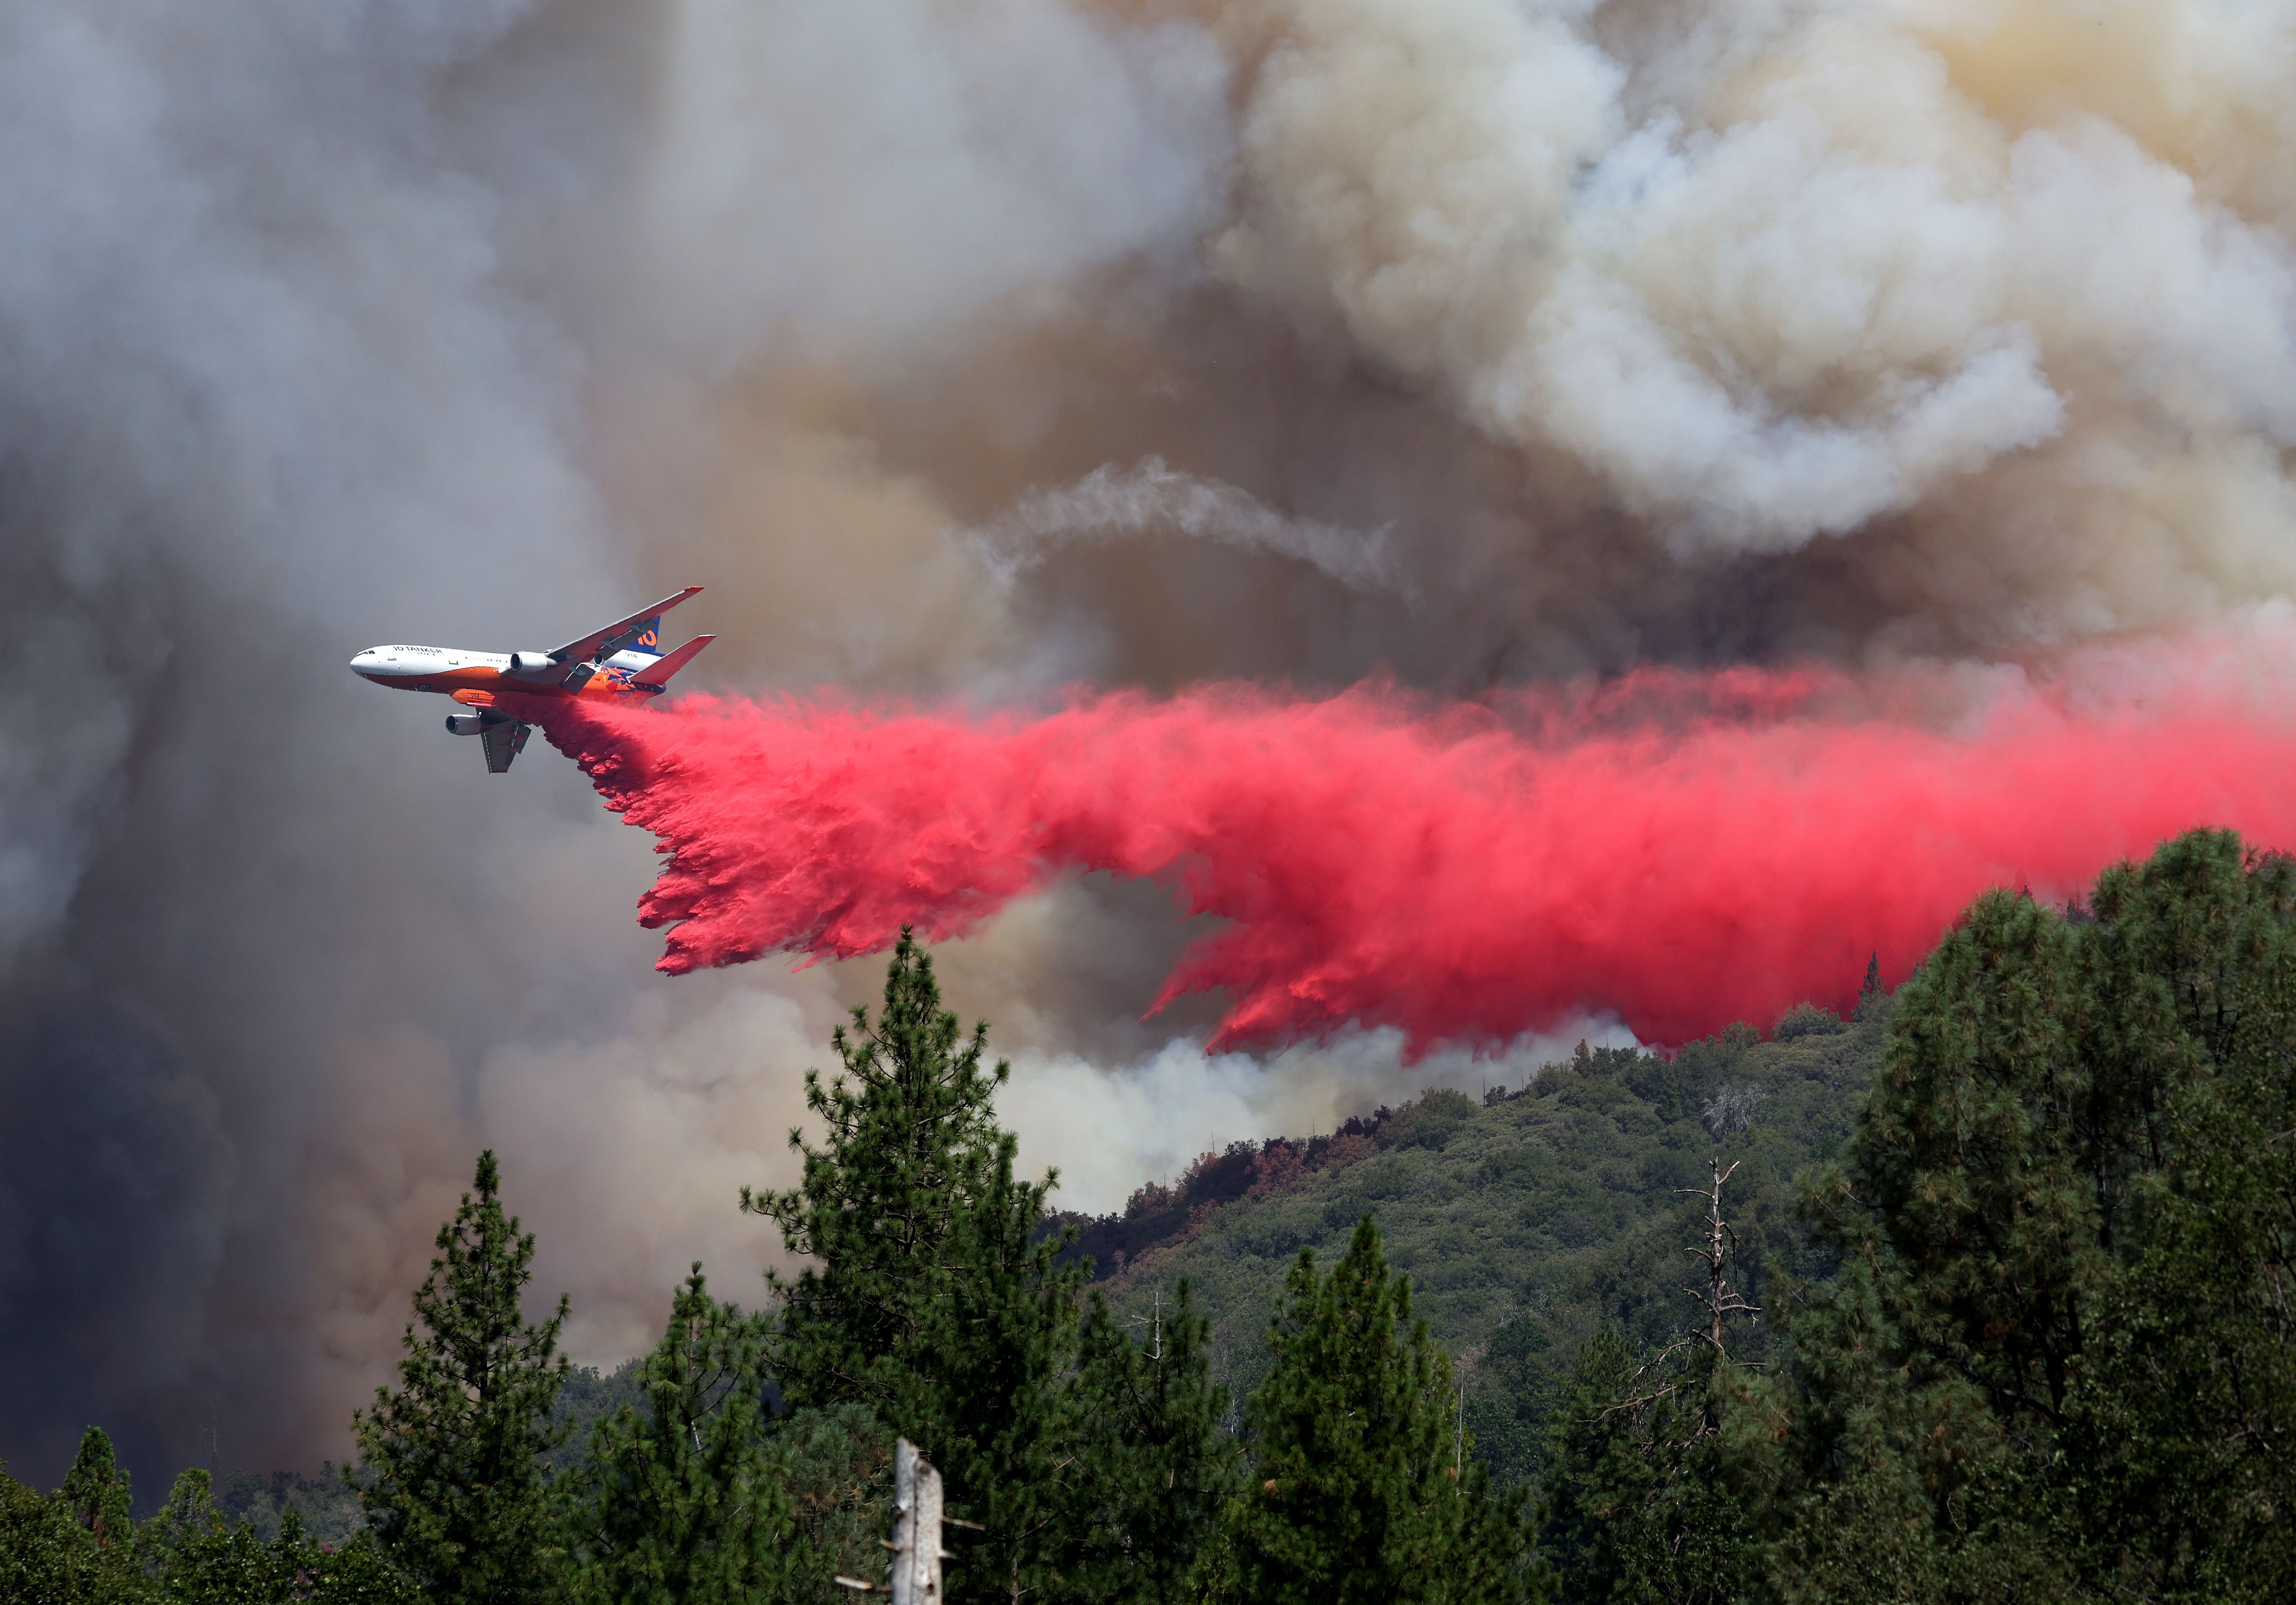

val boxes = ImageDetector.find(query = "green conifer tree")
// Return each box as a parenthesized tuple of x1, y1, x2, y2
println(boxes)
(1852, 952, 1886, 1022)
(2057, 1051, 2296, 1601)
(1834, 886, 2098, 1431)
(743, 932, 1008, 1422)
(134, 1467, 416, 1605)
(2053, 834, 2296, 1600)
(1731, 1251, 2029, 1604)
(1066, 1279, 1238, 1604)
(926, 1138, 1084, 1605)
(1750, 883, 2107, 1598)
(1751, 830, 2296, 1599)
(353, 1149, 572, 1605)
(1537, 1328, 1654, 1597)
(309, 1530, 427, 1605)
(1214, 1218, 1534, 1605)
(1539, 1328, 1759, 1605)
(766, 1402, 896, 1598)
(1539, 1159, 1764, 1605)
(744, 933, 1085, 1605)
(569, 1265, 792, 1605)
(58, 1429, 133, 1551)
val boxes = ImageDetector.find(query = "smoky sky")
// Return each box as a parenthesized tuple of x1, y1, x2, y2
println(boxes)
(7, 0, 2296, 1493)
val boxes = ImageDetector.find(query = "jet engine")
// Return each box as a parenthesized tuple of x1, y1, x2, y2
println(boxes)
(506, 651, 557, 675)
(445, 712, 502, 735)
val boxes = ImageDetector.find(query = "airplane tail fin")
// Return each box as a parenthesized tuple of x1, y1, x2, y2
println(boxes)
(635, 635, 714, 688)
(624, 615, 666, 656)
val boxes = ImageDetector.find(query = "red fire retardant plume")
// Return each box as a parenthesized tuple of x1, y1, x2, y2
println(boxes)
(522, 647, 2296, 1052)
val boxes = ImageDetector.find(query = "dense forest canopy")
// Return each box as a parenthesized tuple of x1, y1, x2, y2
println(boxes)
(4, 831, 2290, 1602)
(1075, 1004, 1885, 1484)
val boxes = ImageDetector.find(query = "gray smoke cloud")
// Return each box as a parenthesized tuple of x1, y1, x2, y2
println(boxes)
(0, 0, 632, 1489)
(7, 0, 2296, 1495)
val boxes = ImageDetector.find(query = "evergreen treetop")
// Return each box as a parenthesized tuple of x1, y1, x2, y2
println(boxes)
(353, 1149, 571, 1605)
(743, 929, 1010, 1418)
(744, 931, 1087, 1605)
(1069, 1278, 1238, 1605)
(1749, 828, 2296, 1599)
(568, 1264, 791, 1605)
(1216, 1217, 1534, 1605)
(923, 1136, 1083, 1604)
(58, 1429, 132, 1551)
(2, 1451, 152, 1605)
(2054, 832, 2296, 1599)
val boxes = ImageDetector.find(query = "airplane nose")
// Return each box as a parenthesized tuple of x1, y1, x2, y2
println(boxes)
(350, 650, 380, 678)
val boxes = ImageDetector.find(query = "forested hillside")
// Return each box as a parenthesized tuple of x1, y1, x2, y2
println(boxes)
(1086, 997, 1888, 1480)
(5, 833, 2291, 1602)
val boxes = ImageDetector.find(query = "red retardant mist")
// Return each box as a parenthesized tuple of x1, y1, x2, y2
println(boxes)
(522, 639, 2296, 1053)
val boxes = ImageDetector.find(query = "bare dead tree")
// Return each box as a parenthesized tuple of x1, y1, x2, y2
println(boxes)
(1596, 1156, 1764, 1441)
(835, 1439, 950, 1603)
(1681, 1157, 1762, 1363)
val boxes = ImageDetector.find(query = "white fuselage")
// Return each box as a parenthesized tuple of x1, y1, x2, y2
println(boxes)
(349, 646, 666, 689)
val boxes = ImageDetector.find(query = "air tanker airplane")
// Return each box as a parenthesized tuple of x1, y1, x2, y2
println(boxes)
(350, 587, 712, 772)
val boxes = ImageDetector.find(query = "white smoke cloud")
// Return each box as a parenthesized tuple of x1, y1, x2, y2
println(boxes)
(966, 456, 1409, 595)
(1207, 0, 2296, 613)
(1001, 1020, 1636, 1218)
(0, 614, 132, 975)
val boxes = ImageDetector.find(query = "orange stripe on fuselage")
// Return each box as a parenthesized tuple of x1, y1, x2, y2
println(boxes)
(366, 665, 516, 695)
(365, 668, 659, 702)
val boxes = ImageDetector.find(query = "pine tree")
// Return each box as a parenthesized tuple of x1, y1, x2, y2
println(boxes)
(767, 1402, 897, 1597)
(1537, 1328, 1658, 1599)
(2056, 1046, 2296, 1601)
(1066, 1279, 1238, 1603)
(2053, 835, 2296, 1601)
(744, 931, 1008, 1422)
(1735, 1258, 2038, 1605)
(1852, 951, 1886, 1022)
(927, 1135, 1084, 1605)
(313, 1530, 431, 1605)
(1754, 829, 2296, 1599)
(1214, 1218, 1534, 1605)
(568, 1265, 792, 1605)
(744, 933, 1085, 1605)
(1539, 1163, 1763, 1605)
(1759, 883, 2106, 1599)
(58, 1428, 133, 1551)
(353, 1150, 572, 1605)
(1829, 885, 2098, 1433)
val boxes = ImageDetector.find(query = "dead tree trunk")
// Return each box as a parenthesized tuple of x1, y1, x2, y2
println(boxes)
(1681, 1157, 1760, 1361)
(891, 1439, 946, 1605)
(835, 1438, 946, 1602)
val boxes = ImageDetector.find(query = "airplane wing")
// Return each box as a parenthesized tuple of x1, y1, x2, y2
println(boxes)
(481, 720, 531, 774)
(547, 587, 704, 665)
(630, 634, 714, 688)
